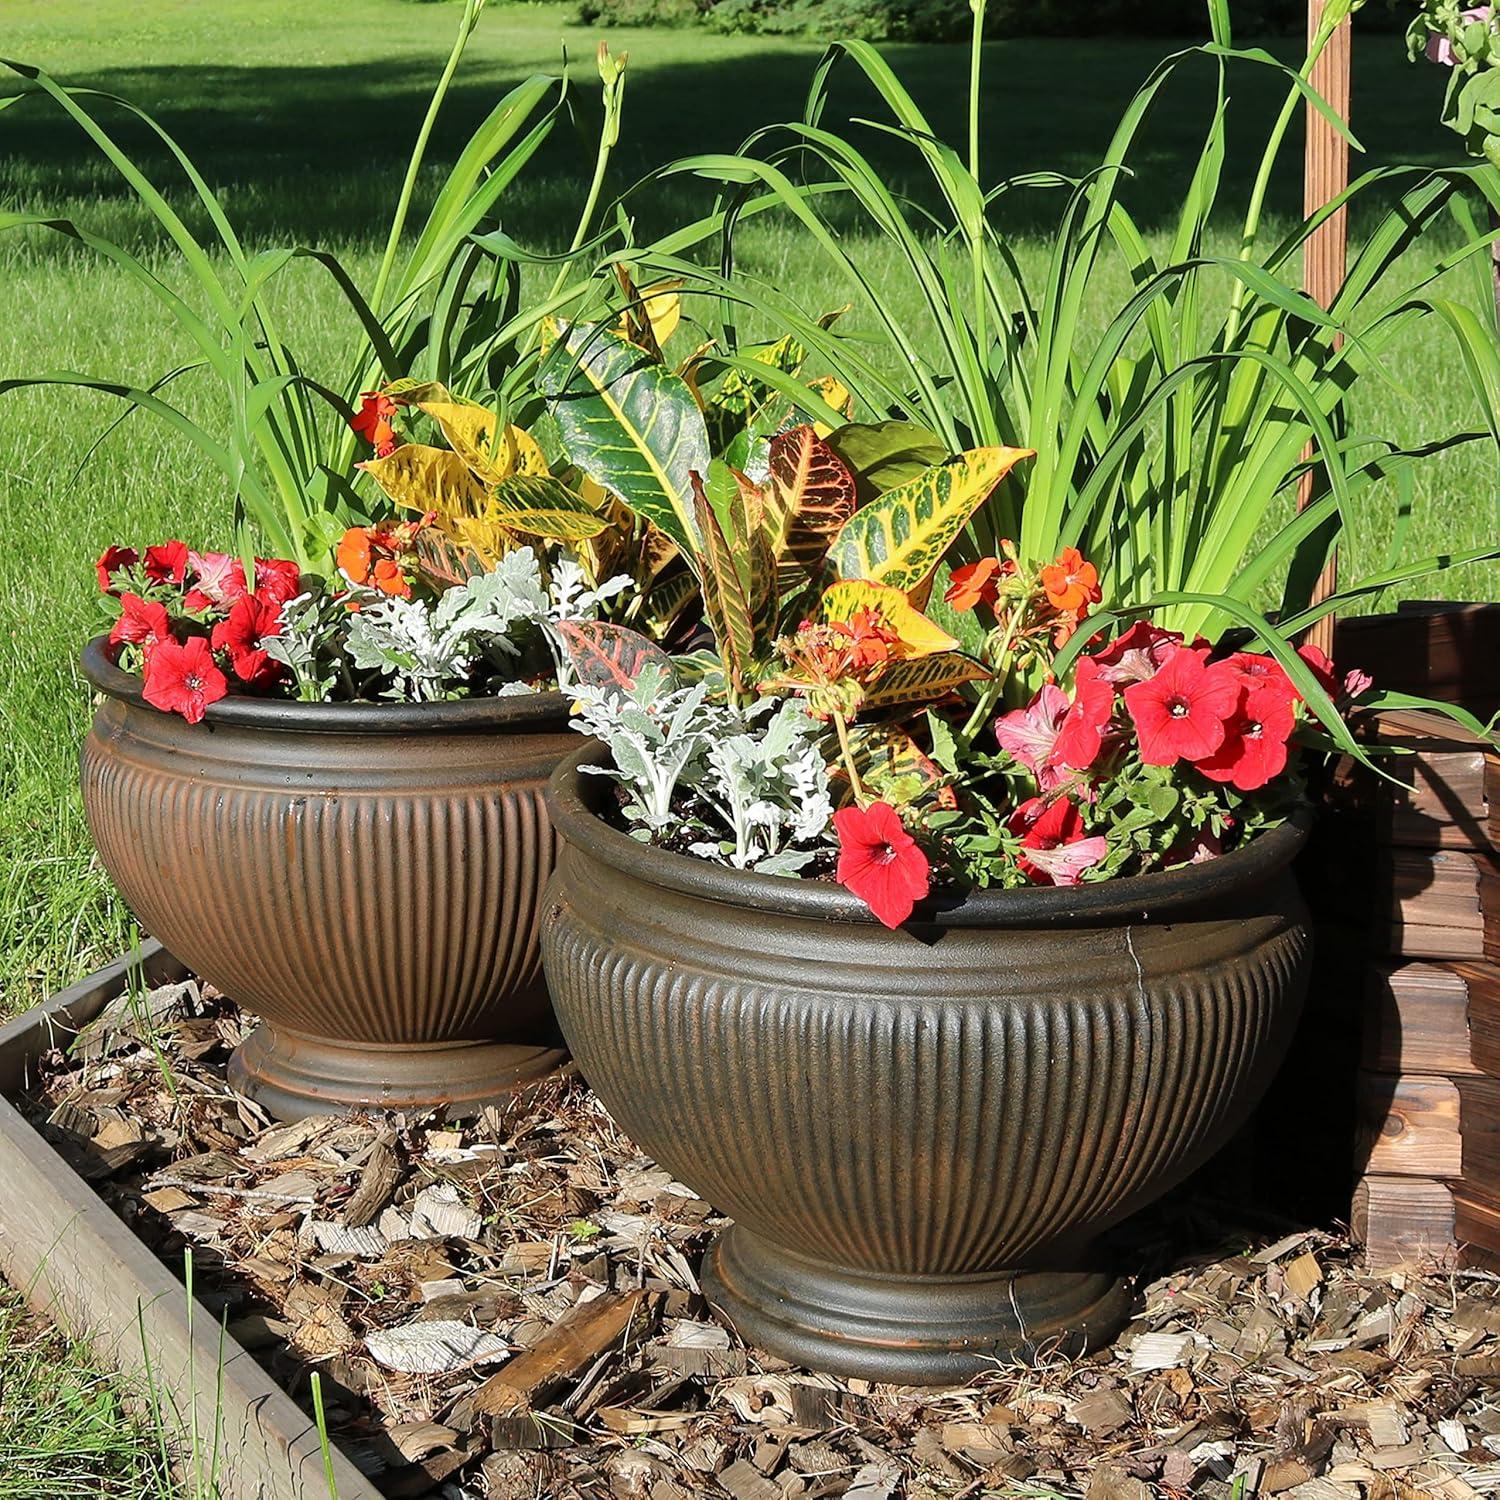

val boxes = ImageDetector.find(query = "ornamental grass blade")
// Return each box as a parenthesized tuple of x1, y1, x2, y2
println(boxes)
(827, 447, 1033, 594)
(540, 322, 710, 555)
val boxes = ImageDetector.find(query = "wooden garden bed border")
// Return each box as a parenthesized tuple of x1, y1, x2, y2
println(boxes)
(0, 942, 379, 1500)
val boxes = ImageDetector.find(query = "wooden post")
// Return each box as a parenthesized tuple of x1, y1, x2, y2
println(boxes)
(1299, 0, 1352, 660)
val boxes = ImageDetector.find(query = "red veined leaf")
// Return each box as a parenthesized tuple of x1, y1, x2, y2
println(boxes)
(553, 620, 676, 694)
(691, 471, 757, 696)
(763, 424, 858, 599)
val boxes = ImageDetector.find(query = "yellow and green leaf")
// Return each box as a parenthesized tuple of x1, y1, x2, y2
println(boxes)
(826, 446, 1034, 594)
(818, 579, 958, 659)
(489, 475, 610, 542)
(860, 652, 990, 711)
(834, 724, 947, 807)
(539, 321, 709, 556)
(359, 443, 488, 518)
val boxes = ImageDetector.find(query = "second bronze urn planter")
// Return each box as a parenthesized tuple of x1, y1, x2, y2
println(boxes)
(80, 637, 577, 1121)
(541, 746, 1314, 1384)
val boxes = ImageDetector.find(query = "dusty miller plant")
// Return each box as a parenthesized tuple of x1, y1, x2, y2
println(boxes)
(570, 666, 835, 873)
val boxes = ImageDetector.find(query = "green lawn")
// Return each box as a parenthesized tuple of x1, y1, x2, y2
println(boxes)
(0, 1287, 180, 1498)
(1, 0, 1497, 1022)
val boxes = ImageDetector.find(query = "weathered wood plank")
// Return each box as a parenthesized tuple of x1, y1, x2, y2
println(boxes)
(1460, 961, 1500, 1076)
(0, 948, 379, 1500)
(1454, 1182, 1500, 1269)
(1362, 963, 1480, 1077)
(1335, 603, 1500, 719)
(1351, 1175, 1456, 1273)
(1379, 848, 1498, 962)
(1357, 1073, 1463, 1178)
(1458, 1075, 1500, 1190)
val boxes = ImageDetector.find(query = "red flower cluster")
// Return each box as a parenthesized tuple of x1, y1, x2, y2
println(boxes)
(336, 517, 431, 601)
(945, 543, 1102, 652)
(992, 620, 1372, 881)
(96, 541, 301, 722)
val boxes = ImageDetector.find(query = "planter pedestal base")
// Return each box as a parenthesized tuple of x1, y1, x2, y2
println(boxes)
(228, 1023, 568, 1121)
(702, 1228, 1132, 1386)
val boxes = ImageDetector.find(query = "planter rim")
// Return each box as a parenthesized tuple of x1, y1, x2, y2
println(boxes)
(548, 742, 1312, 928)
(82, 634, 570, 734)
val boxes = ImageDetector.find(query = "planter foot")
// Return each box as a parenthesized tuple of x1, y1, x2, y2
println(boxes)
(702, 1228, 1131, 1386)
(228, 1023, 569, 1122)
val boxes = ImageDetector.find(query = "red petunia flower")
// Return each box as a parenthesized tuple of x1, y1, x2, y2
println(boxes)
(834, 801, 931, 929)
(1296, 643, 1339, 698)
(210, 593, 285, 689)
(143, 540, 189, 585)
(1123, 646, 1241, 766)
(251, 557, 302, 607)
(109, 592, 171, 652)
(96, 545, 138, 594)
(141, 635, 229, 724)
(351, 392, 399, 457)
(1007, 795, 1110, 887)
(1093, 621, 1182, 686)
(1194, 680, 1297, 792)
(944, 556, 1008, 612)
(1040, 546, 1102, 614)
(994, 683, 1070, 791)
(1053, 656, 1115, 773)
(187, 550, 248, 609)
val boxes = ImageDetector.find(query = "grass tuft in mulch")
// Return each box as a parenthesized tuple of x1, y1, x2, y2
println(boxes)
(21, 977, 1500, 1500)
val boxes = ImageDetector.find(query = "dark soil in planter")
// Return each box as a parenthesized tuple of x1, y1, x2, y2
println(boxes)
(21, 975, 1500, 1500)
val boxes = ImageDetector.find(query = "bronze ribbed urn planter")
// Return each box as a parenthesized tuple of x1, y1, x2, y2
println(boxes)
(80, 637, 576, 1121)
(541, 746, 1313, 1384)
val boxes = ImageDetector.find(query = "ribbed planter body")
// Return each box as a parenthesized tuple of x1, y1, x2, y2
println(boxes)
(542, 748, 1313, 1383)
(80, 638, 576, 1121)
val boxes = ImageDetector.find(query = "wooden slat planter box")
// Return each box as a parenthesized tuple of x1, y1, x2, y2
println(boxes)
(1328, 604, 1500, 1271)
(0, 944, 378, 1500)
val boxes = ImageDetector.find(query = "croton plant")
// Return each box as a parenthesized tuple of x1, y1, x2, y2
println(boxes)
(547, 414, 1371, 929)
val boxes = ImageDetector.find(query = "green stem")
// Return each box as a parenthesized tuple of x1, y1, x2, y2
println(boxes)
(371, 0, 483, 319)
(832, 710, 867, 806)
(547, 49, 627, 309)
(961, 608, 1022, 743)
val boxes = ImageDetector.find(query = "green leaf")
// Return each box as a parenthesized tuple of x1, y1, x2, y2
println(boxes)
(490, 475, 609, 541)
(824, 420, 950, 503)
(827, 447, 1033, 593)
(539, 322, 710, 556)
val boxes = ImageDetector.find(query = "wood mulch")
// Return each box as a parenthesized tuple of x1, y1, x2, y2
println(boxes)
(19, 978, 1500, 1500)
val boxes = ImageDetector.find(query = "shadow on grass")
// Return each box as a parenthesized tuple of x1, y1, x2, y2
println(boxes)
(0, 33, 1463, 254)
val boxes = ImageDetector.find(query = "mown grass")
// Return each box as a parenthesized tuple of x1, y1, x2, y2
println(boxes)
(1, 0, 1497, 1020)
(0, 1286, 181, 1498)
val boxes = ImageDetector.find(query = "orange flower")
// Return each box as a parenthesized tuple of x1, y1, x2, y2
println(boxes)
(350, 392, 399, 457)
(839, 608, 900, 670)
(371, 556, 410, 598)
(1040, 547, 1101, 614)
(336, 525, 415, 599)
(336, 527, 373, 585)
(944, 556, 1006, 612)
